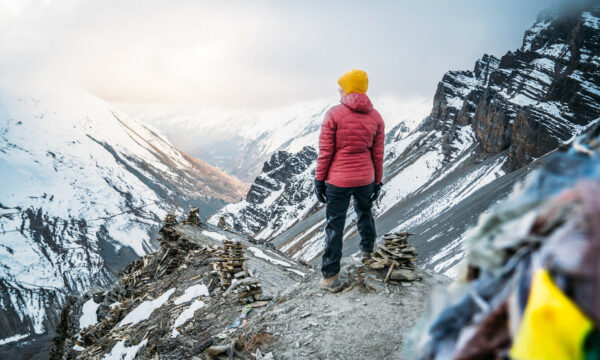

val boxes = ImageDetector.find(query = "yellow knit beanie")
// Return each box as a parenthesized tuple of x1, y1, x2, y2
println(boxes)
(337, 69, 368, 94)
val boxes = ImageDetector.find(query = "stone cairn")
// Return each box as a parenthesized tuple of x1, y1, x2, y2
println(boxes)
(366, 232, 420, 285)
(183, 207, 200, 226)
(213, 240, 263, 303)
(217, 216, 228, 230)
(163, 213, 178, 226)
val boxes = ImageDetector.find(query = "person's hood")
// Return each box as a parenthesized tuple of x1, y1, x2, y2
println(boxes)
(340, 93, 373, 113)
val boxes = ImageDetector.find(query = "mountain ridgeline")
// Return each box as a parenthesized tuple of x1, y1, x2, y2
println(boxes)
(123, 98, 423, 183)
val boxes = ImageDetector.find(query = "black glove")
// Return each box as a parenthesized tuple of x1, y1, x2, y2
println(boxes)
(314, 179, 326, 203)
(370, 182, 383, 204)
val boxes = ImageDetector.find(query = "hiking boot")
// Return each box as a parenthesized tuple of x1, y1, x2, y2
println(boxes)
(361, 251, 372, 264)
(319, 275, 343, 293)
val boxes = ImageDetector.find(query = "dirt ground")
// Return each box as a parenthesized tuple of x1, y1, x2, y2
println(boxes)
(238, 259, 450, 360)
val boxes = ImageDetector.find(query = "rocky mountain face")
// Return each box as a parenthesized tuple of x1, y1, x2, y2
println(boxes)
(0, 88, 248, 350)
(210, 4, 600, 277)
(209, 146, 318, 241)
(424, 5, 600, 170)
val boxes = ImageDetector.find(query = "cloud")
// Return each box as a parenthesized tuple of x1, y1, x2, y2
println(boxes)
(0, 0, 561, 108)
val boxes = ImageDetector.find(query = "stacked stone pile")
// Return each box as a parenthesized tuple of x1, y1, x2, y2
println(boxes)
(366, 232, 420, 284)
(214, 240, 247, 288)
(217, 216, 229, 230)
(213, 240, 263, 303)
(183, 207, 200, 226)
(163, 213, 178, 226)
(231, 278, 263, 304)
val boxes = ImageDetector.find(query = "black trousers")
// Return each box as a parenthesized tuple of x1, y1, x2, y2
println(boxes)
(321, 182, 376, 278)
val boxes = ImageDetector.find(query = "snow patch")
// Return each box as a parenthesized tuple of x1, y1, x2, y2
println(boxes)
(377, 147, 444, 214)
(531, 57, 555, 72)
(102, 339, 148, 360)
(286, 268, 306, 277)
(173, 284, 209, 305)
(171, 299, 206, 338)
(0, 333, 28, 345)
(430, 235, 465, 279)
(535, 43, 570, 59)
(201, 231, 228, 242)
(582, 11, 600, 29)
(384, 131, 423, 164)
(79, 298, 100, 329)
(248, 247, 291, 267)
(394, 157, 506, 233)
(119, 288, 175, 327)
(280, 219, 325, 253)
(446, 96, 465, 110)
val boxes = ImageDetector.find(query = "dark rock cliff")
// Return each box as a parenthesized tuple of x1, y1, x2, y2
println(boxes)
(423, 3, 600, 170)
(210, 146, 318, 240)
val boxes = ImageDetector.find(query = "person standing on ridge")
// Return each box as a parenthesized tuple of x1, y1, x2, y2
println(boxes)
(314, 69, 384, 292)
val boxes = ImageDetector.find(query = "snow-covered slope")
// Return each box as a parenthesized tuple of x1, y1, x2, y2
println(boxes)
(118, 96, 431, 182)
(211, 4, 600, 278)
(0, 87, 248, 344)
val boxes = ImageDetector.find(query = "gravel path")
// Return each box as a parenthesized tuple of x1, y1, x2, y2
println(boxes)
(239, 260, 450, 360)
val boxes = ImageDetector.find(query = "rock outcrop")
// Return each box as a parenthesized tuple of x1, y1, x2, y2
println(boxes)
(209, 146, 318, 240)
(424, 4, 600, 170)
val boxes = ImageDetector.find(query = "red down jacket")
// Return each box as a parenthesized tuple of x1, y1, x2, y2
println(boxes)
(315, 93, 385, 188)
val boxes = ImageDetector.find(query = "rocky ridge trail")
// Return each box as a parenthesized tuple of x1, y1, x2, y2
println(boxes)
(236, 260, 448, 360)
(50, 214, 449, 360)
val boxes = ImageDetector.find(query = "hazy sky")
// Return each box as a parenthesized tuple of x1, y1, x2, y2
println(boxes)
(0, 0, 568, 109)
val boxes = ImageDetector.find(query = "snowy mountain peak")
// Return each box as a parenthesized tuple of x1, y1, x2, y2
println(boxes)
(0, 88, 247, 344)
(422, 3, 600, 170)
